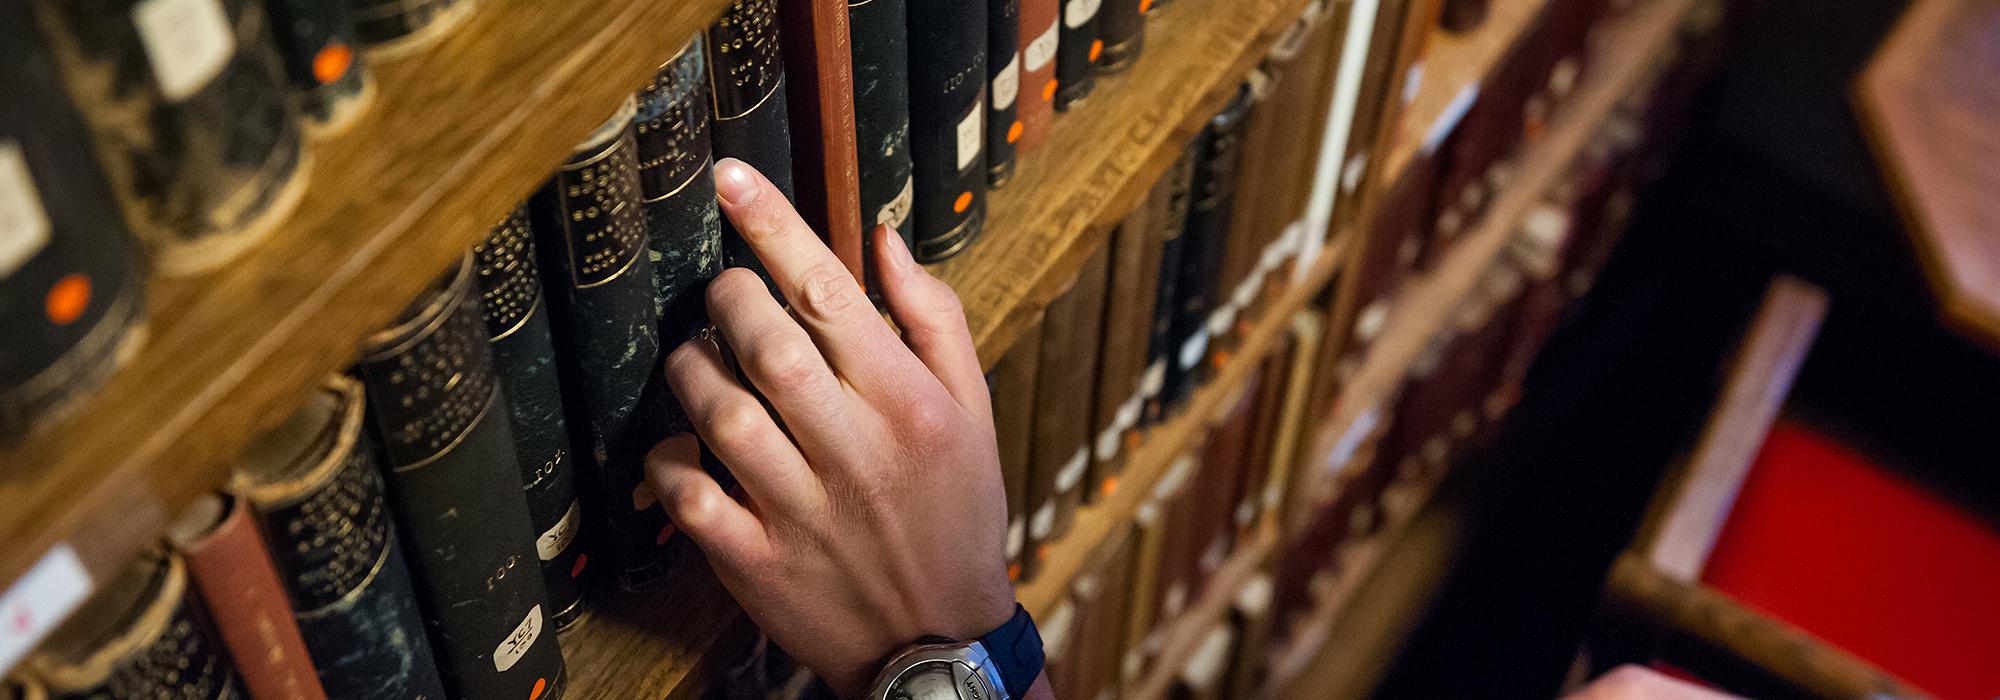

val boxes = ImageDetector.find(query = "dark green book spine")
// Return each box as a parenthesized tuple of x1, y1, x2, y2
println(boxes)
(265, 0, 368, 127)
(1054, 0, 1102, 110)
(1164, 86, 1253, 407)
(531, 101, 678, 592)
(473, 204, 589, 630)
(27, 0, 304, 275)
(987, 0, 1021, 186)
(635, 37, 724, 358)
(1142, 143, 1196, 425)
(849, 0, 915, 285)
(0, 8, 148, 439)
(707, 0, 794, 296)
(355, 258, 566, 700)
(29, 555, 241, 699)
(906, 0, 988, 261)
(237, 378, 449, 700)
(1096, 0, 1145, 73)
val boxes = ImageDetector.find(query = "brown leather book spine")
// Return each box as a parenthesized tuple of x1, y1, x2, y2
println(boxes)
(1038, 244, 1110, 539)
(1264, 312, 1325, 532)
(1123, 510, 1167, 676)
(1014, 0, 1059, 153)
(1084, 219, 1157, 504)
(1023, 284, 1079, 574)
(1222, 574, 1276, 699)
(170, 495, 328, 700)
(1193, 375, 1259, 586)
(990, 324, 1043, 581)
(1234, 342, 1294, 537)
(779, 0, 865, 280)
(1329, 0, 1416, 235)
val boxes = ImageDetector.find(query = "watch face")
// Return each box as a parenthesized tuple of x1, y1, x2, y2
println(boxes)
(890, 660, 991, 700)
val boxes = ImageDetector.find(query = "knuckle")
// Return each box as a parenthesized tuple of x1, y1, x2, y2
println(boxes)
(708, 268, 769, 309)
(793, 262, 861, 320)
(706, 399, 770, 456)
(752, 337, 823, 392)
(899, 399, 960, 443)
(922, 276, 965, 316)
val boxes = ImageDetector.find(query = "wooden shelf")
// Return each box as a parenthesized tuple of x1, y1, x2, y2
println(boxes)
(1260, 0, 1702, 690)
(1014, 241, 1349, 617)
(1855, 0, 2000, 352)
(1379, 0, 1550, 188)
(562, 558, 752, 699)
(1306, 0, 1698, 504)
(1129, 527, 1281, 700)
(936, 0, 1318, 368)
(0, 0, 736, 591)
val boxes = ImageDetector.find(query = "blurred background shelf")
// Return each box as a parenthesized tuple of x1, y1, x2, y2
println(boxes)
(0, 0, 736, 593)
(934, 0, 1317, 369)
(1380, 0, 1551, 187)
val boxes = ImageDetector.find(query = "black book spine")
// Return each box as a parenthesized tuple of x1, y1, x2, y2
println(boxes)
(1164, 87, 1253, 407)
(1141, 145, 1195, 425)
(473, 204, 588, 630)
(243, 378, 450, 700)
(265, 0, 367, 127)
(849, 0, 915, 283)
(635, 37, 724, 358)
(906, 0, 988, 261)
(29, 555, 241, 699)
(530, 101, 678, 592)
(28, 0, 304, 275)
(1096, 0, 1145, 73)
(0, 11, 148, 440)
(987, 0, 1021, 187)
(350, 0, 464, 48)
(355, 259, 566, 700)
(707, 0, 794, 296)
(1054, 0, 1102, 110)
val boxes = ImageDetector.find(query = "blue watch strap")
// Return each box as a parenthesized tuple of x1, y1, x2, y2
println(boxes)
(978, 604, 1044, 699)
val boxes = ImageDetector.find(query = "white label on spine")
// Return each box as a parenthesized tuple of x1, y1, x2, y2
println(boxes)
(876, 175, 914, 229)
(1141, 360, 1167, 398)
(1116, 393, 1144, 432)
(493, 604, 543, 672)
(1205, 303, 1236, 337)
(956, 98, 984, 172)
(992, 51, 1022, 110)
(0, 545, 92, 675)
(1055, 447, 1088, 492)
(1093, 424, 1122, 462)
(1025, 19, 1060, 71)
(1030, 500, 1056, 539)
(1177, 329, 1210, 371)
(1064, 0, 1102, 28)
(0, 143, 50, 278)
(535, 500, 582, 560)
(1006, 517, 1025, 559)
(134, 0, 235, 102)
(1325, 404, 1381, 476)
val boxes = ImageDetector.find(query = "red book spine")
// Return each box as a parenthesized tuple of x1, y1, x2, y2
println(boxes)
(1015, 0, 1060, 152)
(172, 495, 328, 700)
(780, 0, 866, 280)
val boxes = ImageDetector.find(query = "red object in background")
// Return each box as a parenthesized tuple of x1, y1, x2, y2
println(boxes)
(1699, 422, 2000, 699)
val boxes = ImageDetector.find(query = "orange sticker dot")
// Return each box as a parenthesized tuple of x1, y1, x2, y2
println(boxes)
(1042, 80, 1059, 101)
(1139, 0, 1153, 11)
(1007, 121, 1024, 143)
(45, 274, 90, 325)
(1100, 476, 1119, 497)
(656, 523, 677, 545)
(313, 43, 354, 85)
(1212, 349, 1232, 368)
(530, 677, 547, 700)
(1124, 432, 1142, 450)
(953, 191, 973, 213)
(570, 553, 588, 578)
(1037, 544, 1050, 561)
(1089, 40, 1104, 62)
(1008, 563, 1022, 581)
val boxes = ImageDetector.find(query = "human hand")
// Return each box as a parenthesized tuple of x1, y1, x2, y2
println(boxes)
(645, 158, 1017, 697)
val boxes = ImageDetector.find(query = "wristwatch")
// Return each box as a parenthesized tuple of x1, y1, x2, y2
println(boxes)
(864, 604, 1044, 700)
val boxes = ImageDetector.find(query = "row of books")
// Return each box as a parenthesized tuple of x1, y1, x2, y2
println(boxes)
(0, 0, 1191, 442)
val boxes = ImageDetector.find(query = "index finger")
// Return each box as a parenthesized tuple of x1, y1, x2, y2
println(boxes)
(711, 158, 935, 397)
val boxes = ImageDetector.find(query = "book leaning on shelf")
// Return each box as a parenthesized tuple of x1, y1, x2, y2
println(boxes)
(354, 258, 567, 699)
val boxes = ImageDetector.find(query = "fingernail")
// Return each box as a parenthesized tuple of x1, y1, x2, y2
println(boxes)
(714, 158, 759, 206)
(646, 433, 700, 471)
(882, 225, 918, 270)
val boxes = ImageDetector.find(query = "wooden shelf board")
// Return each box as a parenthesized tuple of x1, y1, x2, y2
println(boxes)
(1380, 0, 1550, 187)
(562, 556, 753, 699)
(1855, 0, 2000, 352)
(935, 0, 1317, 369)
(1130, 526, 1281, 700)
(0, 0, 738, 590)
(1015, 241, 1349, 617)
(1306, 0, 1697, 502)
